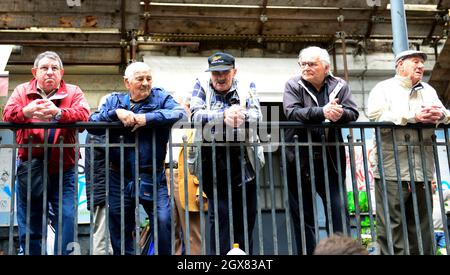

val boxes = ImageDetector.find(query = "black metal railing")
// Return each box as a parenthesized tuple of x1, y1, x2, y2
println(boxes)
(0, 121, 449, 255)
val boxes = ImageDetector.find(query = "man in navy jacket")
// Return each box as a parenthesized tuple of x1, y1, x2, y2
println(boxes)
(283, 46, 359, 255)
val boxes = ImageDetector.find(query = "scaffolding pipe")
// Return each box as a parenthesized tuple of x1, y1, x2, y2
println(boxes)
(390, 0, 409, 55)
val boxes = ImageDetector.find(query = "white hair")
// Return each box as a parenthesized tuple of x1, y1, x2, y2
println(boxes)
(124, 62, 151, 80)
(298, 46, 331, 67)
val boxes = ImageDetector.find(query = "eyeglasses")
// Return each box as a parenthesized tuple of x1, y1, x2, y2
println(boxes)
(299, 61, 319, 68)
(37, 66, 60, 72)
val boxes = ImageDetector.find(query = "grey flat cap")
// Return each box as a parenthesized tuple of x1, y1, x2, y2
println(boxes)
(395, 50, 427, 64)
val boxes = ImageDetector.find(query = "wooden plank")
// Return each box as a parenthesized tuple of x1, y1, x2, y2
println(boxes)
(149, 0, 390, 8)
(0, 0, 139, 13)
(0, 32, 121, 42)
(0, 12, 139, 29)
(7, 47, 122, 65)
(438, 0, 450, 9)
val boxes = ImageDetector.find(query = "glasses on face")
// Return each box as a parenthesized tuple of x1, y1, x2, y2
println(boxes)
(299, 61, 319, 68)
(37, 66, 60, 72)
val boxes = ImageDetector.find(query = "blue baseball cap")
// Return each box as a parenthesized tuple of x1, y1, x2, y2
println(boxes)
(205, 52, 235, 72)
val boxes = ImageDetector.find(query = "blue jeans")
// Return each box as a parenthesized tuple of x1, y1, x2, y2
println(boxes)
(108, 169, 171, 255)
(16, 167, 76, 255)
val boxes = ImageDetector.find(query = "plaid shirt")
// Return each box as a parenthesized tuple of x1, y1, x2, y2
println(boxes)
(190, 78, 262, 124)
(190, 77, 263, 183)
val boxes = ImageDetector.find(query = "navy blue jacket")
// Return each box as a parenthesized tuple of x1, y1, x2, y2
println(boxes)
(88, 88, 187, 177)
(84, 133, 106, 209)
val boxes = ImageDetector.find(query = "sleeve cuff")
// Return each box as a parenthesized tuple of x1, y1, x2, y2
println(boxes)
(404, 111, 417, 125)
(145, 112, 155, 124)
(108, 110, 118, 120)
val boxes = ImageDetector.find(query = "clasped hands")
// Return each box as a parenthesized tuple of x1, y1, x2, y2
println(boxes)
(323, 98, 344, 122)
(415, 105, 444, 124)
(224, 105, 246, 128)
(23, 98, 59, 121)
(116, 108, 146, 132)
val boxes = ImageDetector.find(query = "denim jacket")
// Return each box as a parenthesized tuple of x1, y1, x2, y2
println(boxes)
(88, 88, 187, 177)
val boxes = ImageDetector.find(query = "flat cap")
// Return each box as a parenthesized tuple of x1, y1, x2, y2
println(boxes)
(395, 50, 427, 64)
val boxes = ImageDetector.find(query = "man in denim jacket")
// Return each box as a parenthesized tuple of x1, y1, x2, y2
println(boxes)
(89, 62, 187, 254)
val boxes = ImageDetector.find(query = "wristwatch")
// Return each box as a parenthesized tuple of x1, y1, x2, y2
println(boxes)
(53, 109, 62, 121)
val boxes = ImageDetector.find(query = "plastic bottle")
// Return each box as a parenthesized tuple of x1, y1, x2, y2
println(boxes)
(226, 243, 247, 255)
(366, 241, 380, 255)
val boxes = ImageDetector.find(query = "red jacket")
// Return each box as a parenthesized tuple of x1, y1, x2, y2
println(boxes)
(3, 78, 90, 174)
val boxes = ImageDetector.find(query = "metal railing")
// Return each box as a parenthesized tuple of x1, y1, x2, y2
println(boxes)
(0, 121, 449, 255)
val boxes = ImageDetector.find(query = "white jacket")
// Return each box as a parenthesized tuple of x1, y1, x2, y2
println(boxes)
(368, 75, 450, 181)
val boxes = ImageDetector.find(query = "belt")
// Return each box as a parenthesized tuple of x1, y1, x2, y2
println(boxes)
(165, 161, 178, 169)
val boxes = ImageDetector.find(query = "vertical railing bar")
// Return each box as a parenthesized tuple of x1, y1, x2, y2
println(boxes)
(306, 128, 319, 245)
(293, 134, 306, 255)
(57, 136, 64, 255)
(418, 129, 436, 255)
(41, 130, 49, 255)
(404, 133, 424, 254)
(134, 133, 140, 255)
(347, 132, 362, 242)
(375, 126, 394, 254)
(266, 135, 278, 255)
(152, 131, 158, 255)
(8, 130, 18, 255)
(240, 143, 249, 253)
(280, 129, 293, 255)
(321, 134, 335, 236)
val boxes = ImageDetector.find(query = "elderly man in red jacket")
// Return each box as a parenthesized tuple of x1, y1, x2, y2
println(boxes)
(3, 51, 90, 255)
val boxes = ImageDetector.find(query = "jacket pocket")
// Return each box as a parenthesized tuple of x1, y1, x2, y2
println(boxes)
(139, 173, 154, 202)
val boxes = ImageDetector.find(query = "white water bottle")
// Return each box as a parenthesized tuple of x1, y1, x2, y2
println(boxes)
(226, 243, 247, 255)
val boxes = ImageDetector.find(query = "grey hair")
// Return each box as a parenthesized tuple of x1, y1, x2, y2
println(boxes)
(124, 62, 151, 80)
(33, 51, 63, 69)
(298, 46, 331, 68)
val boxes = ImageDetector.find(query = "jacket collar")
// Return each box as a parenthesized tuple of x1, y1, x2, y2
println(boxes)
(393, 75, 424, 94)
(26, 78, 69, 100)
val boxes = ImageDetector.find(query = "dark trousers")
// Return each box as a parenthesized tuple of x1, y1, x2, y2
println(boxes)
(201, 146, 257, 255)
(375, 179, 433, 255)
(287, 159, 349, 255)
(108, 169, 171, 255)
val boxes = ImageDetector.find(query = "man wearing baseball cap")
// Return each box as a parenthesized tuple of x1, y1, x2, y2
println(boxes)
(189, 52, 264, 255)
(368, 49, 450, 255)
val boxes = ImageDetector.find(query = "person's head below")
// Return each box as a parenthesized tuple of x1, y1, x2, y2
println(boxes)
(313, 233, 369, 255)
(32, 51, 65, 94)
(124, 61, 152, 102)
(298, 46, 331, 90)
(206, 52, 237, 94)
(394, 50, 427, 86)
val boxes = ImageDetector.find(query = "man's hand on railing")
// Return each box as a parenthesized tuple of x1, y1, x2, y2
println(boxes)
(415, 105, 444, 124)
(132, 114, 146, 132)
(323, 98, 344, 122)
(224, 105, 245, 128)
(116, 108, 136, 127)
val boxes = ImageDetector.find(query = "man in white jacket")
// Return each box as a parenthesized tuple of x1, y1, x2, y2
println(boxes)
(368, 49, 450, 255)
